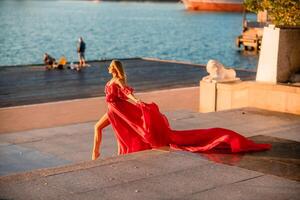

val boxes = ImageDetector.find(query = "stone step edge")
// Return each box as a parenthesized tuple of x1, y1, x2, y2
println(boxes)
(0, 148, 170, 183)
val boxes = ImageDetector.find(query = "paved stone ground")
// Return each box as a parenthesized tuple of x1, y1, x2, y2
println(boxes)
(0, 58, 256, 107)
(0, 108, 299, 199)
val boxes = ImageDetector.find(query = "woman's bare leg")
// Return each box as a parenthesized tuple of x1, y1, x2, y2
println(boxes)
(92, 113, 110, 160)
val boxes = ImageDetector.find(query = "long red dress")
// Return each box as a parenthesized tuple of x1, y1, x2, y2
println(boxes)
(105, 82, 271, 155)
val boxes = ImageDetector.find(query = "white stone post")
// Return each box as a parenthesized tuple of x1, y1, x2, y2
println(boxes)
(256, 25, 280, 83)
(256, 25, 300, 83)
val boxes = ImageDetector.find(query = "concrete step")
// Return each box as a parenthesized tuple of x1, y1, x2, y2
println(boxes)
(1, 149, 299, 200)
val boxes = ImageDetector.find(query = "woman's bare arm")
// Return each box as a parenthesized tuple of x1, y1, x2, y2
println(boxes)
(116, 79, 141, 104)
(127, 93, 141, 104)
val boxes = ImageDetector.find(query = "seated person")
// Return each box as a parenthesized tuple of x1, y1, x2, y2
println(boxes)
(54, 56, 67, 69)
(43, 53, 56, 70)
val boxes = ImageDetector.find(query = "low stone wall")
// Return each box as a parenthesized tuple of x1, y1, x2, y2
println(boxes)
(0, 87, 199, 134)
(199, 81, 300, 115)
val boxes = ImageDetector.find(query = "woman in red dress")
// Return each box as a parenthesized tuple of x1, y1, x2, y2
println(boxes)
(92, 60, 271, 160)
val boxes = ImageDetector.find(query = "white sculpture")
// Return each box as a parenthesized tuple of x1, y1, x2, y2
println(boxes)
(202, 59, 240, 83)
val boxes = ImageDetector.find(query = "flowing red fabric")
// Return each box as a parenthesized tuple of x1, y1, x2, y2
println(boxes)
(105, 83, 271, 155)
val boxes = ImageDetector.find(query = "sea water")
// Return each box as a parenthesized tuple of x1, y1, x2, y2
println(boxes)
(0, 0, 258, 69)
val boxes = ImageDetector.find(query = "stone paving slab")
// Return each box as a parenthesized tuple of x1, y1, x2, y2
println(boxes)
(0, 150, 299, 200)
(198, 134, 300, 182)
(0, 144, 70, 176)
(173, 108, 300, 139)
(0, 108, 299, 199)
(185, 175, 300, 200)
(0, 107, 299, 177)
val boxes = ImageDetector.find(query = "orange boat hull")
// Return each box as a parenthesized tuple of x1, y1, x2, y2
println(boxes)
(182, 0, 244, 12)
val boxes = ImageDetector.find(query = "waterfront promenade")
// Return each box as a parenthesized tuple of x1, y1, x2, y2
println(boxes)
(0, 58, 256, 108)
(0, 59, 299, 199)
(0, 58, 256, 134)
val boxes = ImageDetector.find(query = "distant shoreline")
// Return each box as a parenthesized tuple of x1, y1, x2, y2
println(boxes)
(101, 0, 180, 2)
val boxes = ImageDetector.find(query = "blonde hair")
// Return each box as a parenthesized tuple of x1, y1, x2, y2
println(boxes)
(110, 60, 127, 82)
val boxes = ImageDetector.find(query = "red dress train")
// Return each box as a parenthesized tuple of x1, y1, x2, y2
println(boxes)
(105, 83, 271, 155)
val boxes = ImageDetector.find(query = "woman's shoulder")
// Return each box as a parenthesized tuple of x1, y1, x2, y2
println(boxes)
(115, 79, 127, 88)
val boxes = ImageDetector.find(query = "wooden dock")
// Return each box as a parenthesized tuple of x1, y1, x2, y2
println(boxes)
(0, 58, 256, 108)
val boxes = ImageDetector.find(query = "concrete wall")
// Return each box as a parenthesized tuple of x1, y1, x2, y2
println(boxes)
(277, 28, 300, 82)
(199, 81, 217, 112)
(0, 87, 199, 134)
(248, 82, 300, 114)
(256, 26, 300, 83)
(216, 81, 249, 111)
(199, 80, 300, 115)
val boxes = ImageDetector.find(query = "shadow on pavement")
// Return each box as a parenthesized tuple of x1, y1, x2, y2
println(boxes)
(199, 135, 300, 181)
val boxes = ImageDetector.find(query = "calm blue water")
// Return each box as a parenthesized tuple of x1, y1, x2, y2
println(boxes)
(0, 0, 258, 69)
